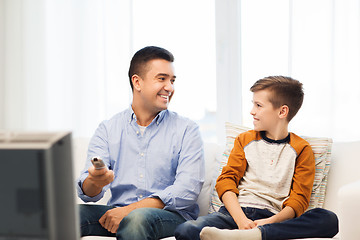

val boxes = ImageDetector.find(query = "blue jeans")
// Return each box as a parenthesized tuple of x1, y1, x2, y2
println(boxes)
(80, 204, 186, 240)
(174, 206, 338, 240)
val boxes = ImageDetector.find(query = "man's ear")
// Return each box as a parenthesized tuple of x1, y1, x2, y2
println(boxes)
(132, 74, 141, 92)
(279, 105, 289, 119)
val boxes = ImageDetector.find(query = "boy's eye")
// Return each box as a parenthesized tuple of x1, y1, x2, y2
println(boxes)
(171, 79, 175, 84)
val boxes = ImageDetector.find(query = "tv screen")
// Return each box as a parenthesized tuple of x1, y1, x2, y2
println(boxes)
(0, 131, 80, 240)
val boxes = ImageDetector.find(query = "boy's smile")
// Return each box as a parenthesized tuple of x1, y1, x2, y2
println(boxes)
(250, 90, 283, 135)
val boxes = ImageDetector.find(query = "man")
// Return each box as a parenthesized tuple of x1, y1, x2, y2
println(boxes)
(77, 46, 205, 239)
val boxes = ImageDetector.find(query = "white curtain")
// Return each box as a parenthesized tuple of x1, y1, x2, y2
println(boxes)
(240, 0, 360, 142)
(0, 0, 216, 139)
(2, 0, 357, 142)
(1, 0, 133, 137)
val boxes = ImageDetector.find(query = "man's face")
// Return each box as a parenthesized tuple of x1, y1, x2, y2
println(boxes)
(136, 59, 175, 113)
(250, 90, 281, 132)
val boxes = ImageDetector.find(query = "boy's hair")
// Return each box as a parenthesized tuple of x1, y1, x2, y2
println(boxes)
(250, 76, 304, 122)
(128, 46, 174, 91)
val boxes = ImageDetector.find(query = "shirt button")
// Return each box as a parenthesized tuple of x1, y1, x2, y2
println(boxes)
(140, 153, 144, 157)
(139, 194, 143, 198)
(140, 174, 143, 178)
(136, 131, 139, 134)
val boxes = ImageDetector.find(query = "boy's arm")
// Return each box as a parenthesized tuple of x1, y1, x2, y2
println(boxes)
(283, 143, 315, 217)
(215, 134, 251, 229)
(222, 191, 256, 229)
(254, 206, 295, 226)
(216, 136, 247, 198)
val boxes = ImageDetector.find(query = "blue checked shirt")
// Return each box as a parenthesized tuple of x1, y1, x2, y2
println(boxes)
(77, 107, 205, 220)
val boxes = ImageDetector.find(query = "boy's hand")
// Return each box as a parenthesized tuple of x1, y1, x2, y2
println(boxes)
(236, 217, 257, 229)
(254, 217, 274, 227)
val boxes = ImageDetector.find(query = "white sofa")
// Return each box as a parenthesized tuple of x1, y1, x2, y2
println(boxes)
(73, 138, 360, 240)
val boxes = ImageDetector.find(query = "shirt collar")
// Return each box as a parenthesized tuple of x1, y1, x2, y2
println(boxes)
(127, 106, 168, 126)
(260, 131, 290, 144)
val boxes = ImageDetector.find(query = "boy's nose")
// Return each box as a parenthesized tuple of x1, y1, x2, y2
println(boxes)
(250, 108, 256, 116)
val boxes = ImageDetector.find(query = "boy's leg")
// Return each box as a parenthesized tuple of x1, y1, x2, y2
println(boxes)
(79, 204, 116, 237)
(259, 208, 339, 240)
(175, 206, 238, 240)
(199, 207, 273, 240)
(116, 207, 186, 240)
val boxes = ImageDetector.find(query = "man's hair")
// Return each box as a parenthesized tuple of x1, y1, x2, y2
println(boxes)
(128, 46, 174, 90)
(250, 76, 304, 122)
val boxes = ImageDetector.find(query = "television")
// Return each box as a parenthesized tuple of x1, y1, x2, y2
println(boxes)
(0, 131, 80, 240)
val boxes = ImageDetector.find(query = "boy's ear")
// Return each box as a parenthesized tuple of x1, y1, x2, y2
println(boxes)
(279, 105, 289, 119)
(132, 74, 141, 92)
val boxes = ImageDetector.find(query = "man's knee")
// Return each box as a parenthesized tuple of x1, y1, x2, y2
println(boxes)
(122, 208, 153, 226)
(117, 208, 156, 238)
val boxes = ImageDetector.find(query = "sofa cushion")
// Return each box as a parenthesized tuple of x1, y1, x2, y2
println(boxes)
(209, 122, 333, 213)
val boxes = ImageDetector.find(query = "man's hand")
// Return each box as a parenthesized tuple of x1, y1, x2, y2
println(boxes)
(99, 206, 133, 233)
(87, 166, 114, 188)
(82, 166, 114, 197)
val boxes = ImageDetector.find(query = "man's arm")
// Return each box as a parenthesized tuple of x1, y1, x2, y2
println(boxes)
(150, 121, 204, 219)
(77, 121, 113, 202)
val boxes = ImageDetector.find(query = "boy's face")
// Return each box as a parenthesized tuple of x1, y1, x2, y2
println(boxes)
(250, 90, 282, 132)
(136, 59, 175, 113)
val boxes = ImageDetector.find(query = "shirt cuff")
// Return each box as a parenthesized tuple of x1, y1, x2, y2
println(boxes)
(76, 175, 105, 202)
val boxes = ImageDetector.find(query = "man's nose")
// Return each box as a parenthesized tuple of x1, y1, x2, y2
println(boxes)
(164, 80, 174, 92)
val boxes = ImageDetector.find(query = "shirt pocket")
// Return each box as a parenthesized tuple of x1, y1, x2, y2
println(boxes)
(147, 147, 179, 189)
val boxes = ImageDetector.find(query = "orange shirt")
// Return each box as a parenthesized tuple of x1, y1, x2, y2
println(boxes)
(216, 130, 315, 217)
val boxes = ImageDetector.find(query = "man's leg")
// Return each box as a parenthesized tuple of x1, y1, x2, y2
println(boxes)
(79, 204, 116, 237)
(116, 208, 186, 240)
(259, 208, 339, 240)
(175, 206, 238, 240)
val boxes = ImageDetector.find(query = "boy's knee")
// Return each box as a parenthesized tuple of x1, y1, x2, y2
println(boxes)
(309, 208, 339, 236)
(312, 208, 338, 223)
(175, 220, 202, 240)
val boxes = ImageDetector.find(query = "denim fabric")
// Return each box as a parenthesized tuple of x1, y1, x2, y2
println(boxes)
(259, 208, 339, 240)
(80, 204, 186, 240)
(174, 206, 338, 240)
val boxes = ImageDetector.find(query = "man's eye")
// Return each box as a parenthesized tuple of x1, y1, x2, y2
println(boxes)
(159, 77, 165, 81)
(171, 79, 175, 84)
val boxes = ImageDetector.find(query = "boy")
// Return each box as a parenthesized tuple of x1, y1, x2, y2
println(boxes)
(175, 76, 338, 240)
